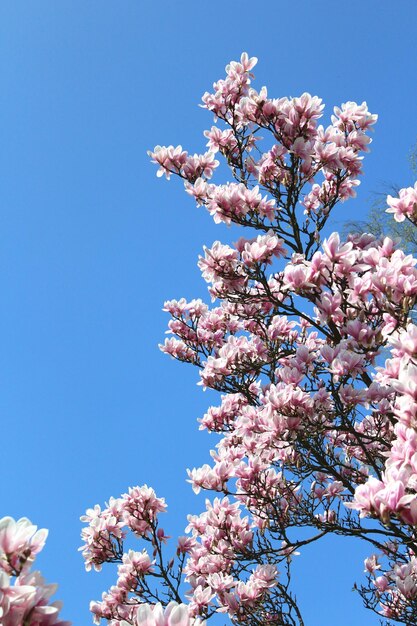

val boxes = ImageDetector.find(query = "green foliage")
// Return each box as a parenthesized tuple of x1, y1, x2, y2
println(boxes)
(344, 142, 417, 254)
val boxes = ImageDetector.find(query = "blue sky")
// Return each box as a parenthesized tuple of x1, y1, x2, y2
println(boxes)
(1, 2, 417, 625)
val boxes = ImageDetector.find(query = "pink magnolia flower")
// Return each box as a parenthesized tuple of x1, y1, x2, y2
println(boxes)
(387, 182, 417, 222)
(0, 517, 48, 575)
(122, 602, 206, 626)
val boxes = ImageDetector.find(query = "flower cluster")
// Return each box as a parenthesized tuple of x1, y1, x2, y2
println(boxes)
(80, 486, 166, 572)
(81, 486, 172, 625)
(0, 517, 69, 626)
(151, 52, 377, 244)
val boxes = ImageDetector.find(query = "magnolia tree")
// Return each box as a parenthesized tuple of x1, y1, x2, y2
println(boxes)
(4, 53, 417, 626)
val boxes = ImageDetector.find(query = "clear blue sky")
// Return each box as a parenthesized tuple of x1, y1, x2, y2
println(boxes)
(1, 2, 417, 625)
